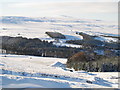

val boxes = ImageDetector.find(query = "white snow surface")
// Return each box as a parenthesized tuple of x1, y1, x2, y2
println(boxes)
(0, 54, 119, 88)
(0, 16, 118, 44)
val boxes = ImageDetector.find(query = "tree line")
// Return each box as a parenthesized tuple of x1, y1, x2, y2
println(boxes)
(1, 36, 82, 58)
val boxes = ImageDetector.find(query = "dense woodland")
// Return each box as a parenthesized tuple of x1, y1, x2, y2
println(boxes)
(1, 36, 119, 72)
(1, 36, 82, 58)
(67, 52, 119, 72)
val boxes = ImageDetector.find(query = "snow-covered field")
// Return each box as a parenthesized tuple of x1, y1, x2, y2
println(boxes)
(0, 16, 118, 43)
(0, 54, 119, 88)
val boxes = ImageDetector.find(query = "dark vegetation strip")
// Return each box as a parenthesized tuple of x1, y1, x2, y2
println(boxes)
(67, 52, 120, 72)
(1, 36, 119, 72)
(1, 36, 82, 58)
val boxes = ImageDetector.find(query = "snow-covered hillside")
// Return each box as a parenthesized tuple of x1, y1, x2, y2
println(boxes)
(0, 54, 119, 88)
(0, 16, 118, 43)
(0, 16, 119, 88)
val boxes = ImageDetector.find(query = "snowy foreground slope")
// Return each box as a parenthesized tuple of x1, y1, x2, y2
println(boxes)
(0, 54, 119, 88)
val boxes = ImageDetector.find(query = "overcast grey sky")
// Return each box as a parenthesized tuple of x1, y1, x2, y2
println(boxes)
(0, 0, 118, 21)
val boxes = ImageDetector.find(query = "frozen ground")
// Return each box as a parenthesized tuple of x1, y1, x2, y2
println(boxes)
(0, 54, 119, 88)
(0, 16, 118, 43)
